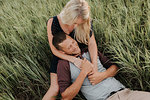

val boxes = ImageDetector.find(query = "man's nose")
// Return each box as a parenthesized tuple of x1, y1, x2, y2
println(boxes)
(72, 46, 76, 51)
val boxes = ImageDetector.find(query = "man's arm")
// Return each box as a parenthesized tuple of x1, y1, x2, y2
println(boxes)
(98, 52, 118, 69)
(88, 52, 119, 85)
(104, 65, 118, 77)
(61, 69, 88, 100)
(57, 58, 93, 100)
(98, 51, 119, 76)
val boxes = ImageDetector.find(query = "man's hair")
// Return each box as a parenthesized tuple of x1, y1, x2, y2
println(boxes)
(52, 32, 67, 50)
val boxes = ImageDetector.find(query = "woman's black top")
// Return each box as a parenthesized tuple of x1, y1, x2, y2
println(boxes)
(49, 16, 93, 73)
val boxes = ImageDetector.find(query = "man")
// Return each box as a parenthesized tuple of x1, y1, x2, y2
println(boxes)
(52, 32, 150, 100)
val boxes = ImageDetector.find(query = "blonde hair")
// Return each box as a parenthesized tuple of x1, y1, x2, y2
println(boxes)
(59, 0, 91, 45)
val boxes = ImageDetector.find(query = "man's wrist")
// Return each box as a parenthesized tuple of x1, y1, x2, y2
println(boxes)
(102, 71, 109, 79)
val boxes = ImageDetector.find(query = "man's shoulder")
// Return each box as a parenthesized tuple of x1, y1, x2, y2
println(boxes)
(58, 59, 69, 64)
(58, 59, 70, 70)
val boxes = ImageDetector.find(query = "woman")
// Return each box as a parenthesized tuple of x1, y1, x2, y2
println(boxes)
(43, 0, 99, 100)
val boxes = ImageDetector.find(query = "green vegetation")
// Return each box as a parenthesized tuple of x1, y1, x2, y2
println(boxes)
(0, 0, 150, 99)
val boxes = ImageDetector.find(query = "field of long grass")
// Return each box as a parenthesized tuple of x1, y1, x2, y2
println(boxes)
(0, 0, 150, 100)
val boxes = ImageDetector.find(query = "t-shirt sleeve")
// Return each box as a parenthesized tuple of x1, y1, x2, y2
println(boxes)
(98, 51, 117, 69)
(57, 60, 71, 94)
(90, 20, 93, 37)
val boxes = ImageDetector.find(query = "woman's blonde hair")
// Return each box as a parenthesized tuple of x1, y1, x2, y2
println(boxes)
(59, 0, 91, 45)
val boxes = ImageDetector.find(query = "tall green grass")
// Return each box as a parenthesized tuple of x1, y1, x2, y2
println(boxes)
(90, 0, 150, 91)
(0, 0, 150, 99)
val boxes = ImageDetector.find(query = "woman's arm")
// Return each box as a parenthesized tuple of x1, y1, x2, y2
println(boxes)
(88, 33, 98, 71)
(47, 18, 78, 63)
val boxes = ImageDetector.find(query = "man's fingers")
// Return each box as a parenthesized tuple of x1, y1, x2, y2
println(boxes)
(81, 58, 86, 64)
(89, 80, 96, 85)
(88, 77, 91, 80)
(88, 73, 93, 76)
(88, 73, 93, 78)
(88, 76, 95, 81)
(89, 71, 94, 75)
(83, 58, 87, 62)
(90, 78, 95, 81)
(90, 81, 95, 85)
(81, 58, 88, 66)
(88, 75, 93, 79)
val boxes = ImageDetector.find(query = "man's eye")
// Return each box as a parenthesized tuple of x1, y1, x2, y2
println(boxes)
(68, 45, 72, 49)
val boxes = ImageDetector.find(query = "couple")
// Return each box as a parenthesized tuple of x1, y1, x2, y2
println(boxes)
(42, 0, 150, 100)
(43, 0, 100, 99)
(52, 32, 150, 100)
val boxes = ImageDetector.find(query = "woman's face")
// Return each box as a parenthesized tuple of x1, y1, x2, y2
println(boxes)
(70, 17, 86, 28)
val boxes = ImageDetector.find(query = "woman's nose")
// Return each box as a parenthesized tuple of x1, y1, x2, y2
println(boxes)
(74, 24, 78, 28)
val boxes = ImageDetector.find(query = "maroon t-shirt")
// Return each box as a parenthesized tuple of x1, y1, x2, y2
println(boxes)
(57, 52, 116, 94)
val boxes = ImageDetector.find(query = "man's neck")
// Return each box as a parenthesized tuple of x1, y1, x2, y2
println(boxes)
(73, 53, 84, 59)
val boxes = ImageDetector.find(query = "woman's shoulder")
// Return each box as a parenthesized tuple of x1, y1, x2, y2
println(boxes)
(47, 16, 64, 35)
(47, 16, 59, 26)
(47, 16, 55, 26)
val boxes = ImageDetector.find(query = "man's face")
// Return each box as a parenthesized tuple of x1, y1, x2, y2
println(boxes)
(59, 35, 81, 55)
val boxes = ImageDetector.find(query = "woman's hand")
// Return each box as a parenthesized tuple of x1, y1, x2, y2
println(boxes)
(73, 58, 82, 69)
(80, 58, 93, 75)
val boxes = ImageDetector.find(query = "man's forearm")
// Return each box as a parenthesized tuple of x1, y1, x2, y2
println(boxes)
(61, 71, 87, 100)
(104, 65, 119, 78)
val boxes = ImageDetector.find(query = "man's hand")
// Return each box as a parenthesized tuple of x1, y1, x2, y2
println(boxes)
(88, 71, 107, 85)
(80, 58, 93, 75)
